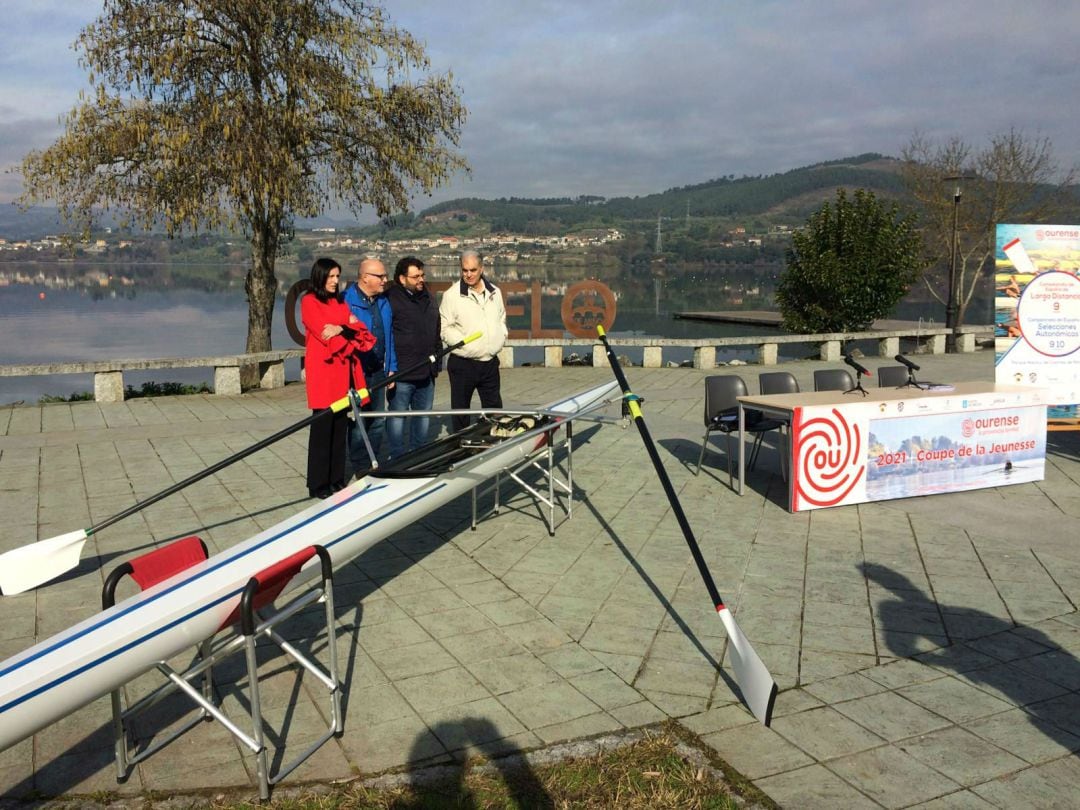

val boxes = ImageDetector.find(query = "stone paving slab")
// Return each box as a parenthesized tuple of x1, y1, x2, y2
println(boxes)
(2, 351, 1079, 807)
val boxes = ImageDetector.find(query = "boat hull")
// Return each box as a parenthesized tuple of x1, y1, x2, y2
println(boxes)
(0, 380, 618, 752)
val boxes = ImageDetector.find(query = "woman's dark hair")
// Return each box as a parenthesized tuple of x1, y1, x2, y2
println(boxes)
(309, 257, 342, 303)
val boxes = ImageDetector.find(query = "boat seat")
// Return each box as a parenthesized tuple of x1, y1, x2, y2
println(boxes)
(374, 415, 551, 477)
(101, 537, 341, 800)
(489, 415, 539, 437)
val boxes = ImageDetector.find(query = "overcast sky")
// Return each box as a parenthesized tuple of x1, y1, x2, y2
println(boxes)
(2, 1, 1078, 219)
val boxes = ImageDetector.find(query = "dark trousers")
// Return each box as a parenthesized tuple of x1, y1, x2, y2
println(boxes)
(447, 354, 502, 432)
(306, 407, 348, 497)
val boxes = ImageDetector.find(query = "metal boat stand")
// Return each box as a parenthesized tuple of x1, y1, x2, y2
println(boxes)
(365, 398, 618, 536)
(471, 418, 575, 536)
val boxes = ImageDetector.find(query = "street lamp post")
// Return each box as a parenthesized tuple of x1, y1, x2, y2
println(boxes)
(942, 174, 976, 353)
(945, 184, 962, 352)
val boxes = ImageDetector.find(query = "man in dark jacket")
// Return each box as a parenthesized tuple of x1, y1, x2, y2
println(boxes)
(385, 256, 441, 458)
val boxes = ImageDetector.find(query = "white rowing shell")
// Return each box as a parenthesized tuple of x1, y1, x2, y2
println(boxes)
(0, 380, 618, 752)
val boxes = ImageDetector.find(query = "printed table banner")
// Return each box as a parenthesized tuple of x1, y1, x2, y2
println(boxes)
(790, 392, 1046, 511)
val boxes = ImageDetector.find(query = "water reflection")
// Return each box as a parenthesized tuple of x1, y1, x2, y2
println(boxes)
(0, 262, 989, 406)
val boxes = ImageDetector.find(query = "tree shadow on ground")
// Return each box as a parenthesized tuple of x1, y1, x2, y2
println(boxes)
(861, 562, 1080, 754)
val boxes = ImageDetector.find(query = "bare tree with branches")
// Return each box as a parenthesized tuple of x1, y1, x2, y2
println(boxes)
(900, 129, 1075, 346)
(19, 0, 467, 370)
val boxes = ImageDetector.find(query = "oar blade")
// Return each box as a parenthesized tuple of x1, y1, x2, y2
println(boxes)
(718, 606, 777, 726)
(0, 530, 90, 595)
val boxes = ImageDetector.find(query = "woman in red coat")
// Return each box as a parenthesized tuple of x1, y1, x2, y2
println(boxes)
(302, 258, 376, 498)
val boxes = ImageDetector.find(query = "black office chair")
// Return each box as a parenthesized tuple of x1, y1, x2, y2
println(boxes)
(695, 375, 784, 486)
(758, 372, 798, 479)
(813, 369, 855, 392)
(877, 366, 909, 388)
(758, 371, 799, 397)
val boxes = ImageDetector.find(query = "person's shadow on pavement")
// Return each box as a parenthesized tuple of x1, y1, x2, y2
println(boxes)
(397, 717, 554, 808)
(860, 562, 1080, 754)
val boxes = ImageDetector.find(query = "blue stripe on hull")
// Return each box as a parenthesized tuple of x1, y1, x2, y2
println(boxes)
(0, 482, 452, 717)
(0, 380, 618, 748)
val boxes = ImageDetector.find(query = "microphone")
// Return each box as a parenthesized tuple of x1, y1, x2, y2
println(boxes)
(844, 354, 871, 377)
(895, 354, 920, 372)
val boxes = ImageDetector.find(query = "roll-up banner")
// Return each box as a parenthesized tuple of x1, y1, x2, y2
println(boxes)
(995, 224, 1080, 430)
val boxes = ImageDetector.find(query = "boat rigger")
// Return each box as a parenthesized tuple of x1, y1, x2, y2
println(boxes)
(0, 380, 619, 753)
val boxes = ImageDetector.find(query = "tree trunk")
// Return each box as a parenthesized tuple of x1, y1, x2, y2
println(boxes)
(955, 297, 969, 333)
(243, 222, 279, 387)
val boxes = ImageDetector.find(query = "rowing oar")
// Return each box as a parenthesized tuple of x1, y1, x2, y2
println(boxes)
(0, 332, 482, 596)
(595, 326, 777, 725)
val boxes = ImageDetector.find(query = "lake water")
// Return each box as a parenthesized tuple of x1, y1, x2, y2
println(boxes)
(0, 284, 302, 404)
(0, 264, 983, 406)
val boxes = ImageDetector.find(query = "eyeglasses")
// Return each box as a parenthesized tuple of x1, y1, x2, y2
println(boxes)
(406, 273, 425, 280)
(364, 273, 388, 280)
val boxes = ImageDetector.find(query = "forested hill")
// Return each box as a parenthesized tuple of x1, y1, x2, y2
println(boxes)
(1, 153, 907, 241)
(415, 153, 905, 232)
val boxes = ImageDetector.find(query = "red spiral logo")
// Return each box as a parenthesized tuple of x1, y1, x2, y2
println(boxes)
(961, 418, 974, 438)
(793, 408, 865, 507)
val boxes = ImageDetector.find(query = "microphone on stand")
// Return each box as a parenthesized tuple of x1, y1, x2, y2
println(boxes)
(844, 354, 871, 377)
(895, 354, 920, 372)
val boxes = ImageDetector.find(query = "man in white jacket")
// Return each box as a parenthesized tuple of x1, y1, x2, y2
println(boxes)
(440, 251, 508, 431)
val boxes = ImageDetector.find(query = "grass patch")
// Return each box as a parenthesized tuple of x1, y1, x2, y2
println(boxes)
(124, 380, 212, 398)
(37, 380, 211, 403)
(38, 391, 95, 403)
(207, 728, 765, 810)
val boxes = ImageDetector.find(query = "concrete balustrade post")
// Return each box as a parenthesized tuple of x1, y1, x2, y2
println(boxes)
(927, 334, 947, 354)
(94, 371, 125, 403)
(693, 346, 715, 370)
(879, 336, 899, 357)
(643, 347, 662, 368)
(592, 344, 609, 367)
(499, 347, 515, 368)
(259, 360, 285, 389)
(544, 346, 563, 367)
(759, 343, 778, 365)
(214, 366, 242, 396)
(819, 341, 841, 361)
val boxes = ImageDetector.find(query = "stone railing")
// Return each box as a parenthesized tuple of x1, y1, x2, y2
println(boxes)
(1, 324, 990, 402)
(502, 324, 989, 369)
(0, 350, 303, 403)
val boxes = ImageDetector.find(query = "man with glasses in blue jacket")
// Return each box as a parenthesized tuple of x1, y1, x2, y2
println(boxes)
(344, 257, 397, 475)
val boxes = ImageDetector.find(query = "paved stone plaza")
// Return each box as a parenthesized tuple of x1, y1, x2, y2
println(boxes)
(2, 351, 1079, 808)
